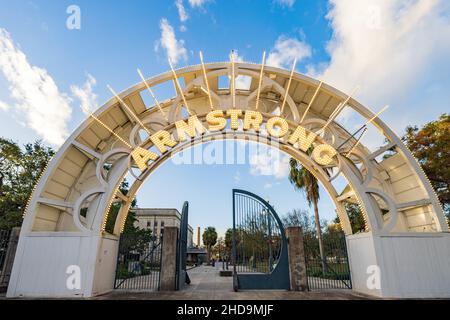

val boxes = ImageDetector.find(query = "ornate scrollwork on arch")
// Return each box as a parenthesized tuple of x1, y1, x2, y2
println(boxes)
(366, 188, 399, 233)
(73, 187, 106, 232)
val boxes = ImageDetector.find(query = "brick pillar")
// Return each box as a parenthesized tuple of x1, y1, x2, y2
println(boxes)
(160, 227, 178, 291)
(286, 227, 308, 291)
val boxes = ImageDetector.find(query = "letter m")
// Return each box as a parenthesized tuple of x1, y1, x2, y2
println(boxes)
(175, 115, 206, 141)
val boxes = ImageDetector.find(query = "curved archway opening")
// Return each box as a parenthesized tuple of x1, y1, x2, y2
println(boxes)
(104, 131, 361, 238)
(103, 137, 358, 293)
(119, 139, 357, 230)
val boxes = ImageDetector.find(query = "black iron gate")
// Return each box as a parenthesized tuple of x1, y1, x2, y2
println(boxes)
(303, 231, 352, 290)
(232, 189, 290, 291)
(176, 201, 190, 290)
(0, 228, 19, 291)
(114, 232, 162, 291)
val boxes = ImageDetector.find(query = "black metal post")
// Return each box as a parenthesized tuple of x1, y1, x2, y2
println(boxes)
(232, 190, 238, 291)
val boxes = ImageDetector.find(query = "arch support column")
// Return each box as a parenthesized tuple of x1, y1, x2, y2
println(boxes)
(346, 231, 450, 298)
(7, 232, 119, 298)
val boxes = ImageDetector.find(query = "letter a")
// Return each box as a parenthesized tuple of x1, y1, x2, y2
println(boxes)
(66, 265, 81, 290)
(366, 265, 381, 290)
(131, 147, 159, 171)
(66, 5, 81, 30)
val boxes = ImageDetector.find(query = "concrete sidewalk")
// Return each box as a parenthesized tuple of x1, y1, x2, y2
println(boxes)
(99, 264, 370, 300)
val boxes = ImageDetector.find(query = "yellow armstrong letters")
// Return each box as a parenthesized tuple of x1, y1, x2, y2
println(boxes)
(131, 109, 337, 171)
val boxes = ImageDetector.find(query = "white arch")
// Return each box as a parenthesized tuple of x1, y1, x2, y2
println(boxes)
(7, 62, 450, 299)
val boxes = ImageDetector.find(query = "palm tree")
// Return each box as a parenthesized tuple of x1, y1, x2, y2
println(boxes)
(289, 157, 327, 273)
(202, 226, 218, 264)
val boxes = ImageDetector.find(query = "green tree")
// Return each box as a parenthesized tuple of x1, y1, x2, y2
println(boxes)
(289, 157, 327, 272)
(212, 237, 225, 261)
(225, 228, 233, 252)
(282, 209, 320, 236)
(104, 180, 152, 253)
(403, 114, 450, 219)
(105, 180, 137, 234)
(334, 202, 366, 234)
(0, 138, 54, 230)
(202, 226, 218, 263)
(225, 227, 245, 264)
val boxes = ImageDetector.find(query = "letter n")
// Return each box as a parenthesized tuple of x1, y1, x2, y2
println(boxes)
(288, 126, 317, 152)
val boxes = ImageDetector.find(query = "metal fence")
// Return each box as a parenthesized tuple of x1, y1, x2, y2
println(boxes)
(232, 189, 290, 290)
(114, 233, 163, 291)
(176, 201, 189, 290)
(0, 228, 20, 291)
(303, 231, 352, 290)
(233, 193, 283, 274)
(0, 230, 11, 269)
(0, 230, 12, 283)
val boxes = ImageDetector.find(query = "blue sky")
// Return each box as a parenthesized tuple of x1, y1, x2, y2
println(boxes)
(1, 0, 450, 239)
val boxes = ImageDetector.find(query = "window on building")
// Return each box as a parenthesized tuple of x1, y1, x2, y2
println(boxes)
(147, 221, 151, 227)
(161, 221, 165, 228)
(154, 221, 158, 227)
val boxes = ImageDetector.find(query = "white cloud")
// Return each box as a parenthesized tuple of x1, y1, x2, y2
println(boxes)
(157, 18, 188, 66)
(0, 100, 10, 111)
(250, 147, 290, 179)
(230, 50, 243, 62)
(0, 28, 72, 146)
(236, 75, 252, 90)
(310, 0, 450, 134)
(175, 0, 189, 22)
(274, 0, 295, 7)
(188, 0, 208, 7)
(264, 182, 273, 189)
(267, 36, 312, 69)
(70, 74, 98, 115)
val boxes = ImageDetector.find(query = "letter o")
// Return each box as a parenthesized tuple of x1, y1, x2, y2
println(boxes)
(266, 116, 289, 138)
